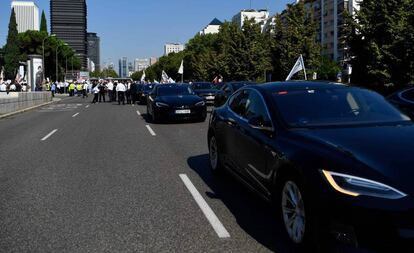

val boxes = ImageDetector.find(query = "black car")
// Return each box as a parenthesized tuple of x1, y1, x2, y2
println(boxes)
(214, 81, 255, 107)
(388, 87, 414, 119)
(137, 84, 154, 105)
(208, 81, 414, 252)
(191, 82, 219, 105)
(147, 84, 207, 123)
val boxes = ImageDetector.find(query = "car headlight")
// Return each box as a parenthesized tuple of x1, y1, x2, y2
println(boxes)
(195, 101, 206, 107)
(155, 102, 169, 107)
(321, 170, 407, 199)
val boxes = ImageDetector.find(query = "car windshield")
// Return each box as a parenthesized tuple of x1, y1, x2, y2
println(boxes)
(232, 82, 252, 91)
(157, 86, 193, 96)
(193, 83, 215, 90)
(272, 87, 411, 127)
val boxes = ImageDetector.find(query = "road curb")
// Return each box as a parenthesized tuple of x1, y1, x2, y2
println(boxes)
(0, 98, 61, 119)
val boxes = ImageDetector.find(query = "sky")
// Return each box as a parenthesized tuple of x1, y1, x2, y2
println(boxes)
(0, 0, 293, 67)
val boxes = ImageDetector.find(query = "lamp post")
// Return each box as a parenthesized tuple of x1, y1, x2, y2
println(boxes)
(55, 42, 68, 83)
(42, 34, 56, 82)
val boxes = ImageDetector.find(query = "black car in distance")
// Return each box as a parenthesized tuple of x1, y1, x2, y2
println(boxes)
(388, 87, 414, 119)
(214, 81, 255, 107)
(191, 82, 218, 105)
(208, 81, 414, 252)
(147, 84, 207, 123)
(137, 83, 154, 105)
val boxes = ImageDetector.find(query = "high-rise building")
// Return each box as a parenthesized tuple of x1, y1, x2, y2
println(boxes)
(51, 0, 88, 68)
(150, 57, 158, 66)
(11, 1, 39, 33)
(134, 58, 150, 72)
(118, 57, 127, 78)
(87, 32, 100, 71)
(232, 9, 269, 32)
(164, 43, 185, 56)
(199, 18, 223, 35)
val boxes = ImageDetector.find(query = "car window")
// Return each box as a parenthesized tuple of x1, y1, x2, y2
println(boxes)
(245, 91, 272, 126)
(229, 90, 250, 117)
(401, 88, 414, 102)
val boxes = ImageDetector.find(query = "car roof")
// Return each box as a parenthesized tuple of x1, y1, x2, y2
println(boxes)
(250, 81, 349, 92)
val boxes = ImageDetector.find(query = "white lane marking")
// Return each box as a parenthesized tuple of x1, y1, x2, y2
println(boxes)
(85, 105, 90, 108)
(136, 110, 141, 116)
(72, 113, 80, 118)
(41, 129, 58, 141)
(145, 125, 156, 136)
(179, 174, 230, 238)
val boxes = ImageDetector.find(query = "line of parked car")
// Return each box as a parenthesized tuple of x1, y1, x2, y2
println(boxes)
(137, 80, 414, 252)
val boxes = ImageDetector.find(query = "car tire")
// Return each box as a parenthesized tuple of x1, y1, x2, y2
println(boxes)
(208, 135, 223, 174)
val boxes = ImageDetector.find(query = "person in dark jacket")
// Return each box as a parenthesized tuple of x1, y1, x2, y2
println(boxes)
(130, 82, 138, 105)
(98, 82, 106, 103)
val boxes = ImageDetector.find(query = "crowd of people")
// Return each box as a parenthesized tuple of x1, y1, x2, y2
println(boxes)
(0, 80, 30, 93)
(90, 80, 138, 105)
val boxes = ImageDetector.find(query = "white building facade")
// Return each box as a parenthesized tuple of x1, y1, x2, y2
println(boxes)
(199, 18, 222, 35)
(11, 1, 40, 33)
(134, 58, 150, 72)
(232, 9, 269, 32)
(164, 43, 185, 56)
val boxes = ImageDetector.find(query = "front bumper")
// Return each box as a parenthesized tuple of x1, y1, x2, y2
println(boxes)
(154, 105, 207, 120)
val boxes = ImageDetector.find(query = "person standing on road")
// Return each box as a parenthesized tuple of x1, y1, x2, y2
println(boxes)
(83, 81, 89, 98)
(106, 80, 114, 102)
(98, 82, 106, 103)
(92, 84, 99, 103)
(130, 82, 137, 105)
(69, 82, 75, 96)
(51, 82, 56, 97)
(116, 81, 126, 105)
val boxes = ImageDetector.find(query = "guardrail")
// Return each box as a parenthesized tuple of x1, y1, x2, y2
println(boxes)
(0, 92, 52, 115)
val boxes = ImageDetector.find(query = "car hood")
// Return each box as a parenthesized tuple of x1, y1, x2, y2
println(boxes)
(157, 95, 203, 106)
(294, 123, 414, 195)
(194, 89, 217, 95)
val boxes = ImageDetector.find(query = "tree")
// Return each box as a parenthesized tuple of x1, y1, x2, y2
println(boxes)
(348, 0, 414, 92)
(40, 10, 48, 34)
(4, 8, 20, 79)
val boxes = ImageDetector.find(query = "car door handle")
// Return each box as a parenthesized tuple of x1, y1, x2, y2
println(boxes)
(226, 118, 237, 126)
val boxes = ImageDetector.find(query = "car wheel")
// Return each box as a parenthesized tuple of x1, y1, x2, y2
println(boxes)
(209, 135, 223, 173)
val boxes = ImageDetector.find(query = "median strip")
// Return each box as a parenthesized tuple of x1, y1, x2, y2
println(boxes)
(179, 174, 230, 238)
(41, 129, 58, 141)
(145, 125, 156, 136)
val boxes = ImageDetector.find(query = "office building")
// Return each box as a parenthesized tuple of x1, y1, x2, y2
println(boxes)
(164, 43, 185, 56)
(87, 32, 100, 71)
(134, 58, 150, 72)
(150, 57, 158, 66)
(199, 18, 223, 35)
(232, 9, 270, 32)
(118, 57, 127, 78)
(51, 0, 88, 68)
(11, 1, 39, 33)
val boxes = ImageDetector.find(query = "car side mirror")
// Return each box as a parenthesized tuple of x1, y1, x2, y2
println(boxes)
(248, 117, 274, 132)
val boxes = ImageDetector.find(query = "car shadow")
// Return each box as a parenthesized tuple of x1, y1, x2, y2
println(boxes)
(187, 154, 301, 253)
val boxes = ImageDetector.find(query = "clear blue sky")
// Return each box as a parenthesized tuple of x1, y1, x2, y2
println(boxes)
(1, 0, 293, 66)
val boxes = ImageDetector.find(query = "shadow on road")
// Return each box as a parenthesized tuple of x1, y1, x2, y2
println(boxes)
(187, 154, 300, 253)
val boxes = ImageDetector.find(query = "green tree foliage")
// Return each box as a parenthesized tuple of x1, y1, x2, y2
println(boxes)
(4, 9, 20, 79)
(91, 68, 118, 78)
(317, 57, 341, 81)
(348, 0, 414, 91)
(40, 10, 48, 34)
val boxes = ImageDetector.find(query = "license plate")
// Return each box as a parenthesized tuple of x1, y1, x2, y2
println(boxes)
(175, 109, 191, 114)
(206, 96, 215, 100)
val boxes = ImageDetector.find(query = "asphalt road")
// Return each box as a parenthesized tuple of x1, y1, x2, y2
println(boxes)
(0, 96, 328, 252)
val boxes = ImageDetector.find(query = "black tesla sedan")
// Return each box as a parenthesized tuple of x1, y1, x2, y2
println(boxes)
(147, 84, 207, 123)
(137, 83, 154, 105)
(214, 81, 255, 107)
(208, 81, 414, 251)
(388, 87, 414, 119)
(192, 82, 218, 105)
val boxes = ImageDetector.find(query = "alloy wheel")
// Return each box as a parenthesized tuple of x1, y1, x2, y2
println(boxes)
(282, 181, 306, 244)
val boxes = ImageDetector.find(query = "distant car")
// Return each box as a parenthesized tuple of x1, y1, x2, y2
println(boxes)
(137, 84, 154, 105)
(208, 81, 414, 251)
(147, 84, 207, 123)
(214, 81, 255, 107)
(191, 82, 219, 105)
(388, 87, 414, 119)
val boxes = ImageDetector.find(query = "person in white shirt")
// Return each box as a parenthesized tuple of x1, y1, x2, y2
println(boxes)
(83, 82, 89, 98)
(92, 84, 100, 103)
(0, 82, 6, 92)
(9, 83, 16, 91)
(116, 81, 126, 105)
(106, 81, 114, 102)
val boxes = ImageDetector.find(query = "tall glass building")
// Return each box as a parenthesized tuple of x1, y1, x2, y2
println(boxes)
(51, 0, 88, 69)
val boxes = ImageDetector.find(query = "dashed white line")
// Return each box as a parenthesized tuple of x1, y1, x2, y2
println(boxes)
(179, 174, 230, 238)
(145, 125, 156, 136)
(136, 110, 141, 116)
(41, 129, 58, 141)
(72, 113, 80, 118)
(85, 105, 90, 108)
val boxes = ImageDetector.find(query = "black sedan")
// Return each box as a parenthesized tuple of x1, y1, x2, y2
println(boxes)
(388, 87, 414, 119)
(191, 82, 218, 105)
(147, 84, 207, 123)
(208, 81, 414, 252)
(214, 81, 255, 107)
(137, 83, 154, 105)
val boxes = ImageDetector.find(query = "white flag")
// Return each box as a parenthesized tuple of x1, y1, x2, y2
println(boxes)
(168, 77, 175, 84)
(161, 70, 169, 83)
(154, 79, 160, 84)
(178, 60, 184, 75)
(141, 70, 146, 82)
(286, 55, 307, 81)
(0, 67, 4, 81)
